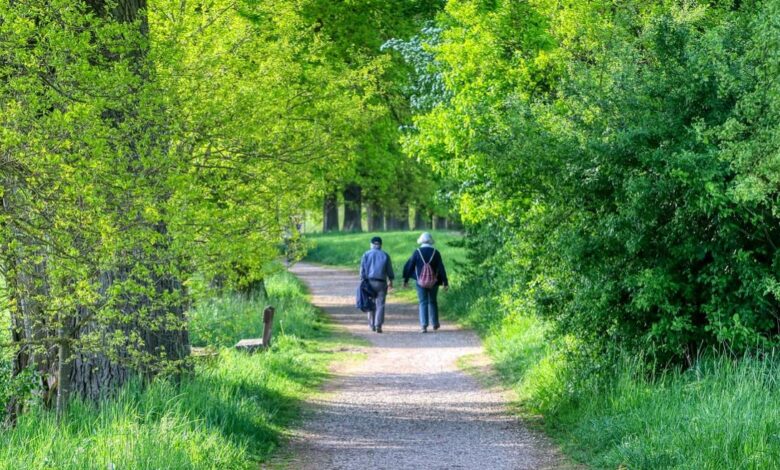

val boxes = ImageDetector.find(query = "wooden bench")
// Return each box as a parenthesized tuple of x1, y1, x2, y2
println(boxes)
(234, 306, 275, 352)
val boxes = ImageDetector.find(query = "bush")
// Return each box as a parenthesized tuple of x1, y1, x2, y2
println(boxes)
(189, 271, 322, 347)
(443, 276, 780, 468)
(0, 270, 335, 468)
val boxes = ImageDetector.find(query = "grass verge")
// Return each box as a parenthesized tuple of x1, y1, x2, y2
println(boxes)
(305, 230, 467, 301)
(0, 271, 359, 469)
(444, 281, 780, 469)
(310, 232, 780, 469)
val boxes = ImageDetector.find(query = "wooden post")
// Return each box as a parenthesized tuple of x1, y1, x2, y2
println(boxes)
(262, 306, 275, 348)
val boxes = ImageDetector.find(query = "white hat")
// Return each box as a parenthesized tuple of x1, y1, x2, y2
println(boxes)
(417, 232, 434, 245)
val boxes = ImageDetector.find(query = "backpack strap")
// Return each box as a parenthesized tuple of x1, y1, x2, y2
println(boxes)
(416, 248, 436, 264)
(416, 247, 436, 277)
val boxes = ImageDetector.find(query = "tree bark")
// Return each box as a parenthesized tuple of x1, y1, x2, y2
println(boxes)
(56, 321, 73, 421)
(386, 203, 410, 230)
(62, 0, 190, 406)
(414, 208, 432, 230)
(1, 184, 57, 420)
(367, 202, 384, 232)
(343, 184, 362, 232)
(323, 191, 339, 232)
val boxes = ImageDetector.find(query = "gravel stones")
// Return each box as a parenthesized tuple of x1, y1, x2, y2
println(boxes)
(284, 263, 571, 470)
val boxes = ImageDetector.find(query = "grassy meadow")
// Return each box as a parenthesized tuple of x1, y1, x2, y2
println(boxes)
(305, 230, 468, 301)
(0, 271, 357, 469)
(310, 231, 780, 469)
(305, 230, 468, 278)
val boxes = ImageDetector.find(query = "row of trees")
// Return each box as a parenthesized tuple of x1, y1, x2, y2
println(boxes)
(321, 197, 457, 233)
(311, 0, 452, 233)
(399, 0, 780, 362)
(0, 0, 440, 419)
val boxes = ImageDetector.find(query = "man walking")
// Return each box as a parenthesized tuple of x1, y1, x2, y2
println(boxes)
(359, 236, 394, 333)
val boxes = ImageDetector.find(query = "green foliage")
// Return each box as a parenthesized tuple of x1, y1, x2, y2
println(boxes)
(0, 269, 341, 468)
(443, 278, 780, 469)
(304, 230, 467, 279)
(0, 0, 385, 408)
(402, 0, 780, 360)
(296, 0, 447, 217)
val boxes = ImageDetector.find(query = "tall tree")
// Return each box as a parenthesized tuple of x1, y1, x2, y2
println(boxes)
(403, 0, 780, 361)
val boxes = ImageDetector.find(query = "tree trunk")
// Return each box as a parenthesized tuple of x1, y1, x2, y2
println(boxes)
(414, 208, 432, 230)
(63, 0, 189, 406)
(1, 185, 58, 420)
(386, 203, 410, 230)
(143, 267, 191, 378)
(434, 216, 447, 230)
(56, 320, 74, 421)
(2, 0, 190, 419)
(323, 191, 339, 232)
(343, 184, 362, 232)
(367, 202, 384, 232)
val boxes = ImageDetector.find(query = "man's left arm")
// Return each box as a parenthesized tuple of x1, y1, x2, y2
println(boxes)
(386, 255, 395, 289)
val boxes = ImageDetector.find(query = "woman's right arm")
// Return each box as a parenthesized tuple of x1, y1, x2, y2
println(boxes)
(402, 251, 416, 283)
(436, 251, 449, 287)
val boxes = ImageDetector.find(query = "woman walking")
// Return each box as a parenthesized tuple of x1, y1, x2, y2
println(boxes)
(403, 232, 449, 333)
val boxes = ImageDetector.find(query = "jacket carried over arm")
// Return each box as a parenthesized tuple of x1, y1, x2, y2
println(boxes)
(403, 245, 448, 287)
(356, 279, 377, 312)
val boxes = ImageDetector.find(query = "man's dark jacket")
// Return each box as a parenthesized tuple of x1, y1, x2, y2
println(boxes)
(356, 279, 377, 312)
(402, 246, 449, 287)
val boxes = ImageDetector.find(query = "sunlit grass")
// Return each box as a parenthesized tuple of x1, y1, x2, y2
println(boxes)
(304, 230, 467, 284)
(0, 271, 356, 469)
(441, 281, 780, 469)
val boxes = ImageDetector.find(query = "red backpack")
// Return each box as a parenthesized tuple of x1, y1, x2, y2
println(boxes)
(416, 248, 438, 289)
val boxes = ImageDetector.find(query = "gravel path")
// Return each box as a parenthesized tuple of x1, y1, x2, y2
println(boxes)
(283, 262, 570, 470)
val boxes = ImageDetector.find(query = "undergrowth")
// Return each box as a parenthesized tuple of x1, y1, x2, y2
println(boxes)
(304, 231, 780, 469)
(443, 281, 780, 469)
(0, 271, 350, 469)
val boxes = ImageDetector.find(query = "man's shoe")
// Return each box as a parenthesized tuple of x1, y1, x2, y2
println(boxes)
(376, 326, 383, 333)
(420, 327, 427, 333)
(371, 325, 376, 332)
(433, 324, 440, 331)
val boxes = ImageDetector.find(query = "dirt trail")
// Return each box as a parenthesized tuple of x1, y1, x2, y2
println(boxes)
(283, 262, 569, 469)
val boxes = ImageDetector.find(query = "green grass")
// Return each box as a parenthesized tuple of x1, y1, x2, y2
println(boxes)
(0, 271, 358, 469)
(189, 272, 325, 348)
(305, 230, 467, 302)
(305, 230, 467, 297)
(443, 281, 780, 469)
(310, 232, 780, 469)
(550, 354, 780, 469)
